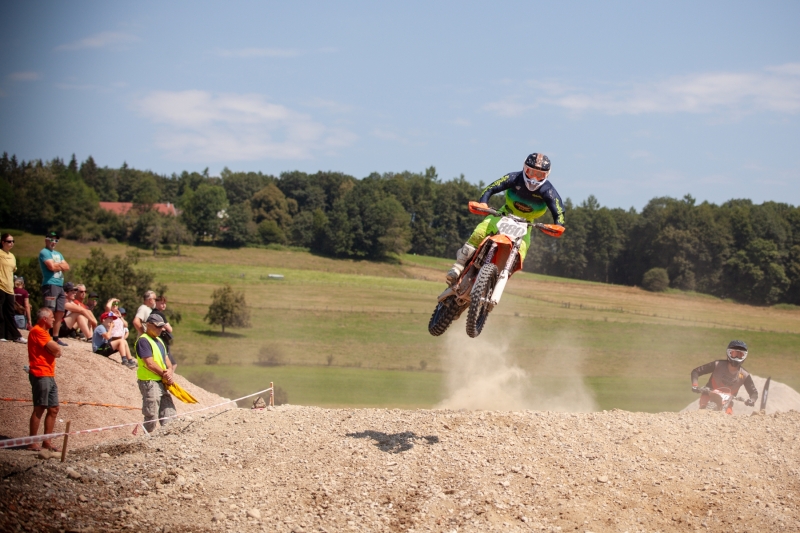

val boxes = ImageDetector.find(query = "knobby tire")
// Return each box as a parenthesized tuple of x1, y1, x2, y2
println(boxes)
(466, 263, 498, 338)
(428, 296, 460, 336)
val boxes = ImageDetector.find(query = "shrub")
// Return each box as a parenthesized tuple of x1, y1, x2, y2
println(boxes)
(255, 344, 284, 366)
(642, 268, 670, 292)
(205, 353, 220, 365)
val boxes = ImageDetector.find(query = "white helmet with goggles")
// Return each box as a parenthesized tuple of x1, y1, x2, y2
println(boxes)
(726, 339, 748, 365)
(523, 153, 551, 191)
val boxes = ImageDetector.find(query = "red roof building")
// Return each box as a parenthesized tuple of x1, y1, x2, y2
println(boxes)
(99, 202, 178, 217)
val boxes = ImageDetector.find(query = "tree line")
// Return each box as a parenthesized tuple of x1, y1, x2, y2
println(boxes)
(2, 152, 798, 306)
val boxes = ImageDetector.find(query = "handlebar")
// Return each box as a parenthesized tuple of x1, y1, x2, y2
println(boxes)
(697, 387, 745, 402)
(467, 201, 565, 238)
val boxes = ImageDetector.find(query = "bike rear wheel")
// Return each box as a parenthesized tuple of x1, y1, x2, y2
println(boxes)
(466, 263, 498, 338)
(428, 295, 460, 336)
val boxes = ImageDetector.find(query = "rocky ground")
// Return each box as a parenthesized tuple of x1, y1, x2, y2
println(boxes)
(1, 405, 799, 533)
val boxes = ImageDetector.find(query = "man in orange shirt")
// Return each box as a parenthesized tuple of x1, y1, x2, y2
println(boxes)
(27, 307, 63, 451)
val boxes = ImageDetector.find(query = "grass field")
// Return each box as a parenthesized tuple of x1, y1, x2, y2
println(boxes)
(7, 229, 800, 412)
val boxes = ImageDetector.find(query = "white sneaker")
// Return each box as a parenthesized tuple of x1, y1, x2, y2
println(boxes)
(0, 338, 7, 342)
(13, 337, 27, 344)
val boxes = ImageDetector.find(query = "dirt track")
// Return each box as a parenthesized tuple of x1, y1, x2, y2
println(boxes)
(2, 404, 799, 532)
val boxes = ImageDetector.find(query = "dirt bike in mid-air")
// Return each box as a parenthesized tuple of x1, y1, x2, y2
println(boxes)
(428, 201, 564, 338)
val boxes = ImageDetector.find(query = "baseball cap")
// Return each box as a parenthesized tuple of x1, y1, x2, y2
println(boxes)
(46, 231, 60, 240)
(100, 311, 117, 321)
(63, 282, 76, 292)
(88, 291, 98, 298)
(118, 307, 126, 315)
(145, 314, 166, 327)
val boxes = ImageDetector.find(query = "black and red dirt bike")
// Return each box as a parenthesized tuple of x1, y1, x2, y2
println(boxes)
(697, 387, 746, 413)
(428, 202, 564, 338)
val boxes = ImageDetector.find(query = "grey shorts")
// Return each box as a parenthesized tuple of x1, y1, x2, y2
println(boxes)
(29, 375, 59, 407)
(41, 284, 66, 312)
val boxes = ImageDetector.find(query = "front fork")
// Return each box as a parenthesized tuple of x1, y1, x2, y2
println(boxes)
(437, 242, 497, 304)
(489, 241, 520, 307)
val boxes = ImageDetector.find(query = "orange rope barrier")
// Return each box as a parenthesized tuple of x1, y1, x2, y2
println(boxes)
(0, 398, 140, 410)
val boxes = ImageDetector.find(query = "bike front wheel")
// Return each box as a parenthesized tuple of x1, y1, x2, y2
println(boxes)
(428, 295, 460, 336)
(466, 263, 498, 338)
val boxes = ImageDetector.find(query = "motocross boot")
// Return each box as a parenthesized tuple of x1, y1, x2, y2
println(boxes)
(446, 243, 476, 285)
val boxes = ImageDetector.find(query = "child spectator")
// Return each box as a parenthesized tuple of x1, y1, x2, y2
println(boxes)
(118, 307, 130, 340)
(92, 311, 136, 368)
(61, 282, 97, 341)
(0, 233, 25, 343)
(14, 276, 32, 331)
(105, 298, 129, 342)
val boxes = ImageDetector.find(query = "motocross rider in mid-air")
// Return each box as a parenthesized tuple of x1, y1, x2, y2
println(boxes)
(691, 340, 758, 414)
(446, 153, 566, 284)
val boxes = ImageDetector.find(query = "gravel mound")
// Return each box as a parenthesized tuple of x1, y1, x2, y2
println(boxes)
(0, 332, 230, 448)
(681, 375, 800, 415)
(1, 406, 798, 532)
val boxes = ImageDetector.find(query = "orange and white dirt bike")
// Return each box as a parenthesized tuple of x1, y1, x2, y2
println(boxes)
(428, 201, 564, 338)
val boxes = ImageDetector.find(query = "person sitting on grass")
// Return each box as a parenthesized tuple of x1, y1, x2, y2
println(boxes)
(92, 311, 136, 368)
(27, 307, 62, 451)
(61, 282, 97, 342)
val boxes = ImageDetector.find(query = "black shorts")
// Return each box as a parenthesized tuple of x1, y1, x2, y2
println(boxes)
(41, 285, 66, 312)
(95, 343, 118, 357)
(29, 375, 59, 407)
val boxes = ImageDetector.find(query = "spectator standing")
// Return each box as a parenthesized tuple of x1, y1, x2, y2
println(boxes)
(0, 233, 25, 343)
(14, 276, 32, 331)
(38, 231, 70, 346)
(27, 307, 62, 451)
(136, 314, 176, 433)
(92, 311, 136, 367)
(133, 290, 156, 335)
(150, 296, 174, 341)
(62, 282, 97, 341)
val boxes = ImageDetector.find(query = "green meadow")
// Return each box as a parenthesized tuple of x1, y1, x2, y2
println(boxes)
(9, 230, 800, 412)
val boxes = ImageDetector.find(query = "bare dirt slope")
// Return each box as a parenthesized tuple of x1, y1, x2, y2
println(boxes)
(0, 332, 230, 447)
(1, 405, 798, 533)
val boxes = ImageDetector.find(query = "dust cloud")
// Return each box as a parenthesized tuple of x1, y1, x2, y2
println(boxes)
(436, 325, 597, 412)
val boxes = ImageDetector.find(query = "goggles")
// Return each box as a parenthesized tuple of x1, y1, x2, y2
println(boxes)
(727, 348, 747, 361)
(47, 238, 59, 243)
(524, 166, 549, 182)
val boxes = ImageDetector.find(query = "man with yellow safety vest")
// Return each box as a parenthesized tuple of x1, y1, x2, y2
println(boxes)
(136, 314, 176, 433)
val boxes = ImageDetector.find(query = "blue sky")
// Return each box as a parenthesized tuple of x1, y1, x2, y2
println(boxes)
(1, 1, 799, 210)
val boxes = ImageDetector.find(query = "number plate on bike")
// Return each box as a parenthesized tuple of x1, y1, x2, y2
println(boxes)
(496, 217, 527, 238)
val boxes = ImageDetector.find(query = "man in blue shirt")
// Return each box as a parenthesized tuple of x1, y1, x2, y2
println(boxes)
(38, 232, 70, 346)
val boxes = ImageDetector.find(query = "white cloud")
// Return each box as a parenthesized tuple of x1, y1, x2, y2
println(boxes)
(484, 63, 800, 117)
(215, 47, 301, 58)
(55, 31, 138, 51)
(136, 90, 357, 161)
(8, 71, 40, 82)
(452, 118, 471, 127)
